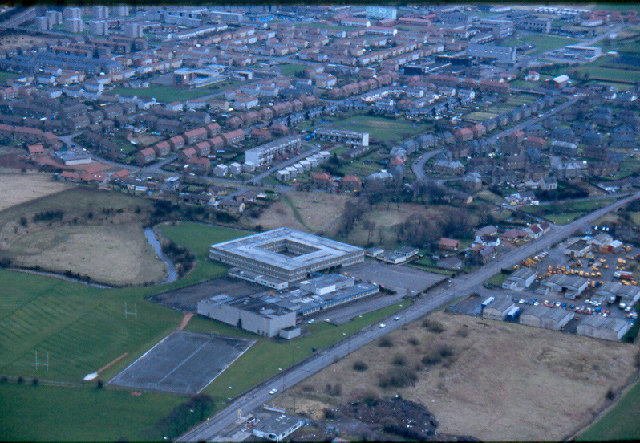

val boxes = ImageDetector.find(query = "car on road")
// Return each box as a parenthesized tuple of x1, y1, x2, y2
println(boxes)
(379, 323, 386, 328)
(394, 316, 400, 321)
(269, 388, 278, 395)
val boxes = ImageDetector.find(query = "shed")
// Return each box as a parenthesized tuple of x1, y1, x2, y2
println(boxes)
(483, 297, 516, 321)
(520, 305, 573, 331)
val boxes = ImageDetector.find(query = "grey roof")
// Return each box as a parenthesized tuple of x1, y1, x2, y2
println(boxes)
(211, 227, 363, 271)
(522, 305, 573, 322)
(579, 315, 631, 332)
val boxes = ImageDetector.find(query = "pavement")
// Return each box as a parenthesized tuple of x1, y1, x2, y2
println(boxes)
(178, 191, 640, 442)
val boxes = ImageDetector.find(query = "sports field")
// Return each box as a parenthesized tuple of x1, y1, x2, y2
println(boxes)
(111, 80, 241, 103)
(327, 115, 432, 144)
(109, 331, 254, 395)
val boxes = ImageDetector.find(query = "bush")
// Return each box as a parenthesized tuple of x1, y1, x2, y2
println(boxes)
(32, 378, 39, 386)
(378, 337, 394, 348)
(407, 337, 420, 346)
(152, 394, 214, 440)
(353, 361, 368, 372)
(392, 353, 408, 367)
(323, 408, 337, 420)
(422, 319, 446, 334)
(422, 344, 455, 366)
(606, 389, 615, 400)
(378, 367, 418, 389)
(17, 376, 23, 384)
(0, 376, 7, 384)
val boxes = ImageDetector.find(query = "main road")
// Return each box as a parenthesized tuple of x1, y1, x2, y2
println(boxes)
(179, 190, 640, 442)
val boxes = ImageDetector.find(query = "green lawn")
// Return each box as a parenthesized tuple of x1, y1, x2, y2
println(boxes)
(0, 70, 17, 84)
(499, 34, 579, 55)
(520, 198, 617, 225)
(579, 380, 640, 441)
(463, 111, 497, 123)
(0, 384, 184, 441)
(193, 301, 409, 402)
(279, 63, 306, 77)
(111, 80, 241, 103)
(327, 115, 432, 144)
(578, 66, 640, 83)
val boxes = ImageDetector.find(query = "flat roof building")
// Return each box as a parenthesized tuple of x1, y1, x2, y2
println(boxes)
(210, 228, 364, 282)
(577, 316, 632, 342)
(197, 294, 296, 338)
(244, 135, 302, 168)
(520, 305, 573, 330)
(314, 128, 369, 147)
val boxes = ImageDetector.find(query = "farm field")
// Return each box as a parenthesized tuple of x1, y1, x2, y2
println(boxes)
(0, 173, 71, 211)
(0, 384, 184, 441)
(273, 311, 638, 441)
(5, 224, 167, 286)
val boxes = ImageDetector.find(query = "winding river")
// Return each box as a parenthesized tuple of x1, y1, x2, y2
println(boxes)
(144, 227, 178, 284)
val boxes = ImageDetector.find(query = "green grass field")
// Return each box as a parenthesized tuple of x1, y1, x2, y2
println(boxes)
(579, 380, 640, 441)
(499, 34, 578, 56)
(520, 198, 616, 225)
(0, 384, 184, 441)
(327, 115, 432, 144)
(280, 63, 306, 77)
(0, 70, 18, 84)
(111, 80, 241, 103)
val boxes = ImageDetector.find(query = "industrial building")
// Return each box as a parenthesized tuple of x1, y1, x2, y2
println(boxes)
(537, 274, 589, 299)
(519, 305, 573, 331)
(596, 282, 640, 304)
(251, 411, 306, 442)
(209, 228, 365, 284)
(197, 294, 297, 338)
(244, 136, 302, 168)
(314, 128, 369, 147)
(502, 267, 537, 291)
(467, 43, 516, 64)
(482, 296, 517, 321)
(577, 316, 633, 342)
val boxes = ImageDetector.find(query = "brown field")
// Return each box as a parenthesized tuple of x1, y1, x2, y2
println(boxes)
(0, 173, 71, 211)
(245, 191, 355, 234)
(275, 311, 639, 441)
(7, 224, 167, 286)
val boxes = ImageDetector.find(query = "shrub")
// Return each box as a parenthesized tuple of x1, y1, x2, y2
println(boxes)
(378, 337, 394, 348)
(32, 378, 39, 386)
(0, 376, 7, 384)
(422, 319, 446, 333)
(353, 361, 368, 372)
(17, 376, 23, 384)
(407, 337, 420, 346)
(606, 389, 615, 400)
(378, 367, 418, 389)
(392, 353, 408, 367)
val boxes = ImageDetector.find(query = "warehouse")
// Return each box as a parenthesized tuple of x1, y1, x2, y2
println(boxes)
(502, 267, 537, 291)
(577, 316, 632, 342)
(519, 305, 573, 330)
(210, 228, 364, 283)
(482, 296, 516, 321)
(197, 294, 296, 338)
(596, 282, 640, 304)
(537, 274, 588, 299)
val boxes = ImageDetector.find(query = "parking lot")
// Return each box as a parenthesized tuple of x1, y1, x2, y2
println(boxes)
(108, 331, 254, 395)
(343, 259, 446, 295)
(146, 277, 264, 311)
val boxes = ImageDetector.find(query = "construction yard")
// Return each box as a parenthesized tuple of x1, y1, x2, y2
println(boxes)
(273, 311, 639, 441)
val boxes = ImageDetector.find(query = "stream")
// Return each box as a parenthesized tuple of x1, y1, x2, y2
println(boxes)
(144, 227, 178, 284)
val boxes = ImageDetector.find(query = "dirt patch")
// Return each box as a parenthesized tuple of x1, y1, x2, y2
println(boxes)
(0, 173, 71, 211)
(7, 224, 167, 286)
(275, 311, 639, 441)
(245, 191, 354, 234)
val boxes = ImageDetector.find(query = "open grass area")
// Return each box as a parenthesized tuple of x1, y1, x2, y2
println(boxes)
(274, 311, 637, 441)
(111, 80, 241, 103)
(327, 115, 432, 144)
(0, 173, 71, 212)
(463, 111, 497, 123)
(0, 70, 18, 84)
(499, 34, 579, 55)
(579, 380, 640, 441)
(0, 384, 184, 441)
(157, 221, 249, 259)
(192, 301, 408, 403)
(279, 63, 306, 77)
(520, 198, 617, 225)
